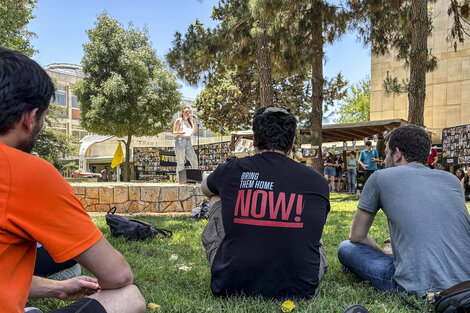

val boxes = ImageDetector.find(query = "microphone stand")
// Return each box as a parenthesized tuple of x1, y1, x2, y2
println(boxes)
(194, 117, 202, 170)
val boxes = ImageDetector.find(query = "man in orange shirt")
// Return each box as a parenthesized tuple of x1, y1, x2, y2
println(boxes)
(0, 47, 146, 313)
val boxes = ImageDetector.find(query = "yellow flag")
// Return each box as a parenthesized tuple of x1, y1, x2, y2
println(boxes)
(111, 142, 124, 168)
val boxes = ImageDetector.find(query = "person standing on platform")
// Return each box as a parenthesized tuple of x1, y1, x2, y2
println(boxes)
(173, 106, 198, 182)
(358, 141, 379, 183)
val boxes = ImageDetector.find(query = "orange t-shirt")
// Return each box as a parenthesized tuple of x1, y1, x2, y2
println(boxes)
(0, 142, 103, 313)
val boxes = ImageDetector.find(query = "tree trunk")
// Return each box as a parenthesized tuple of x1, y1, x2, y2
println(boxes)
(310, 1, 324, 174)
(408, 0, 427, 126)
(255, 22, 273, 107)
(124, 134, 132, 182)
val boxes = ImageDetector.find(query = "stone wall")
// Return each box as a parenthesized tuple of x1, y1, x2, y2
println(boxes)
(71, 183, 207, 213)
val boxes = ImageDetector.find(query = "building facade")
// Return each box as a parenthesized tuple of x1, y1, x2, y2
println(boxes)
(45, 63, 89, 139)
(371, 0, 470, 142)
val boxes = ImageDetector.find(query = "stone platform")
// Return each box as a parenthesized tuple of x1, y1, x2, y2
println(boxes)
(70, 183, 207, 213)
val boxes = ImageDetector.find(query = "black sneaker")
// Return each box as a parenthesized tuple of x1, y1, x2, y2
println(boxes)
(342, 304, 370, 313)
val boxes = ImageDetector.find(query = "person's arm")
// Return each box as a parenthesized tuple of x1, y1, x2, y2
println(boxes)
(461, 176, 465, 187)
(74, 237, 134, 289)
(173, 119, 184, 135)
(349, 208, 391, 255)
(432, 152, 438, 166)
(201, 177, 217, 197)
(29, 276, 100, 300)
(370, 150, 379, 162)
(358, 158, 366, 169)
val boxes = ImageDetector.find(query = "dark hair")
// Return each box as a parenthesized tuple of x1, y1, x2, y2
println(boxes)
(252, 106, 296, 154)
(386, 124, 431, 164)
(349, 151, 356, 156)
(365, 141, 372, 146)
(0, 47, 54, 135)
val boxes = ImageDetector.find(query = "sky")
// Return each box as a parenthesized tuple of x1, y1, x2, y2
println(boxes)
(29, 0, 371, 102)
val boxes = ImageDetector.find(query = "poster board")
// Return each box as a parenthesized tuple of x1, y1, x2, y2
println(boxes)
(133, 147, 176, 180)
(442, 124, 470, 166)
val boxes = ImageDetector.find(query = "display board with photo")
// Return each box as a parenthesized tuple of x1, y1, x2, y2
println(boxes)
(442, 124, 470, 166)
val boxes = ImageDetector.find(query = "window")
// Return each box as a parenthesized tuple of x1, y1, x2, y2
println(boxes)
(52, 86, 67, 106)
(72, 95, 79, 108)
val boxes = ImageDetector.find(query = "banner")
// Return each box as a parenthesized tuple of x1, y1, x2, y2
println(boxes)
(111, 142, 124, 168)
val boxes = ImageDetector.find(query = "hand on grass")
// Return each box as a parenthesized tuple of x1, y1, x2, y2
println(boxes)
(57, 276, 101, 301)
(383, 238, 393, 256)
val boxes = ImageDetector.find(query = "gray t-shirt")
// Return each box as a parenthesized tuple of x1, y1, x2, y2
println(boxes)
(347, 158, 358, 170)
(359, 163, 470, 294)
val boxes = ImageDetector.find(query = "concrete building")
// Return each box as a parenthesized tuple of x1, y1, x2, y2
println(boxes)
(370, 0, 470, 143)
(45, 64, 89, 139)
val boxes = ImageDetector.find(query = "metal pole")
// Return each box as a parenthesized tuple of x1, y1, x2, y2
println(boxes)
(117, 164, 121, 182)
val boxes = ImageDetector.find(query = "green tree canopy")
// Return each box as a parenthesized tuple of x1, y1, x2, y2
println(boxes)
(335, 76, 370, 124)
(0, 0, 37, 56)
(0, 0, 78, 169)
(73, 12, 181, 181)
(167, 0, 349, 170)
(250, 0, 349, 172)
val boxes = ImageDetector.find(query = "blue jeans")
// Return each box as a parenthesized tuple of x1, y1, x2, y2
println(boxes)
(175, 137, 198, 181)
(347, 169, 357, 193)
(324, 165, 336, 176)
(338, 240, 397, 291)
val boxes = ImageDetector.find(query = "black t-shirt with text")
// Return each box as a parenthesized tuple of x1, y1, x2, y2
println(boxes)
(207, 152, 330, 299)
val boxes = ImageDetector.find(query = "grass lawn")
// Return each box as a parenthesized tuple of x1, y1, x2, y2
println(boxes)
(30, 194, 470, 313)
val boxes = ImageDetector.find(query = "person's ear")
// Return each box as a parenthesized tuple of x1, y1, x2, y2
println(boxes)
(21, 108, 39, 133)
(394, 147, 403, 163)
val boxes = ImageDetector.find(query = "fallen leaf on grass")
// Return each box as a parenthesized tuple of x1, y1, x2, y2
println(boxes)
(281, 300, 295, 312)
(175, 264, 192, 271)
(188, 262, 196, 267)
(147, 303, 161, 312)
(169, 254, 178, 261)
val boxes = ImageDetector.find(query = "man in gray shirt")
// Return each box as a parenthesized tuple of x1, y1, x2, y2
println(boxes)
(338, 124, 470, 295)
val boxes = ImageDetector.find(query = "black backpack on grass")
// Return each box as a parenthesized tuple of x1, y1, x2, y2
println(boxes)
(433, 281, 470, 313)
(105, 207, 172, 241)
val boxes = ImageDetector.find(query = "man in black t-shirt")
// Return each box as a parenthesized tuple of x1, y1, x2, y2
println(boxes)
(201, 106, 330, 299)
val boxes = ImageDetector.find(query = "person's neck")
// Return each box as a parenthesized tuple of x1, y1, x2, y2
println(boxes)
(256, 148, 288, 156)
(0, 134, 18, 149)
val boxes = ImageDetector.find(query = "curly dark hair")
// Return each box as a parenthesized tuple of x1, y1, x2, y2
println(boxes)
(252, 106, 296, 154)
(0, 47, 54, 135)
(386, 124, 431, 164)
